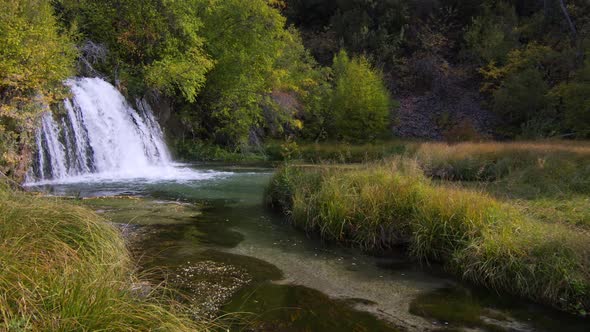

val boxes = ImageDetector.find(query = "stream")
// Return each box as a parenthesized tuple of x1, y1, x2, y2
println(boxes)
(28, 163, 589, 332)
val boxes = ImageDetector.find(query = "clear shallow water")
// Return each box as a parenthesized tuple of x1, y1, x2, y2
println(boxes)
(27, 164, 590, 332)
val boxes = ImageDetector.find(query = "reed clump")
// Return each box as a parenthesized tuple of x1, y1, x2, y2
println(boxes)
(266, 159, 590, 315)
(0, 182, 212, 331)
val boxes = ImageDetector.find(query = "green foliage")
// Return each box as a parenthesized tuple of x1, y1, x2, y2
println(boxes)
(330, 1, 408, 64)
(198, 0, 290, 146)
(174, 141, 267, 162)
(0, 0, 77, 179)
(464, 2, 519, 64)
(552, 59, 590, 138)
(299, 67, 333, 141)
(284, 0, 590, 139)
(264, 140, 413, 163)
(57, 0, 329, 149)
(58, 0, 213, 101)
(329, 50, 394, 141)
(192, 0, 317, 147)
(493, 67, 549, 131)
(480, 44, 558, 134)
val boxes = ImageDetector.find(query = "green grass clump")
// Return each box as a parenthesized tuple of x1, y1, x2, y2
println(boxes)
(266, 160, 590, 315)
(0, 183, 212, 331)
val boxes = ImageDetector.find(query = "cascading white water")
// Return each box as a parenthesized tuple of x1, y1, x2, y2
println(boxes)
(28, 77, 224, 185)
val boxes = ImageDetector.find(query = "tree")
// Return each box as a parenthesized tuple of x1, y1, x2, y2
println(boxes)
(0, 0, 77, 179)
(552, 59, 590, 137)
(57, 0, 213, 101)
(492, 67, 549, 132)
(329, 50, 393, 141)
(464, 2, 519, 64)
(193, 0, 319, 147)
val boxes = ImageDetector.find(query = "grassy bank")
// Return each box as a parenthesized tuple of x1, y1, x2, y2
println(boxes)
(264, 140, 416, 163)
(416, 141, 590, 187)
(174, 141, 267, 162)
(173, 140, 415, 163)
(414, 142, 590, 229)
(266, 158, 590, 316)
(0, 183, 211, 331)
(263, 140, 590, 228)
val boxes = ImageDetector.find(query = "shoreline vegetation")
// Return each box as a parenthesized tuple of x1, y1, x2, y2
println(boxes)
(265, 140, 590, 316)
(3, 139, 589, 329)
(0, 183, 214, 331)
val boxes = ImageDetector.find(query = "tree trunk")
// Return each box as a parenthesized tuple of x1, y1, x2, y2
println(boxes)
(555, 0, 584, 65)
(557, 0, 577, 37)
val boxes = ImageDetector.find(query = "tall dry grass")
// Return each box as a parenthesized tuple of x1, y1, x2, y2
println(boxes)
(416, 141, 590, 188)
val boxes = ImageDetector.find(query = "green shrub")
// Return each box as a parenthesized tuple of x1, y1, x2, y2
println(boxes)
(329, 50, 394, 142)
(464, 2, 519, 64)
(552, 59, 590, 138)
(492, 67, 549, 132)
(174, 140, 266, 162)
(264, 140, 413, 163)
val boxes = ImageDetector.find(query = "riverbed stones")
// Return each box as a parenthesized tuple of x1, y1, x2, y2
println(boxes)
(171, 260, 252, 319)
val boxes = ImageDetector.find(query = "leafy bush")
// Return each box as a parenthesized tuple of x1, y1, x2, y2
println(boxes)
(173, 140, 266, 162)
(58, 0, 213, 101)
(329, 50, 394, 142)
(263, 140, 413, 163)
(464, 2, 519, 64)
(492, 67, 549, 131)
(552, 59, 590, 138)
(479, 44, 557, 135)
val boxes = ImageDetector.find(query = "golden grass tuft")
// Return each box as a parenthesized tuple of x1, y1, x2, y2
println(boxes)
(0, 183, 213, 331)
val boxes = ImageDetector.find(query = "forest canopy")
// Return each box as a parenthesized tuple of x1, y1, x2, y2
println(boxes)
(1, 0, 589, 177)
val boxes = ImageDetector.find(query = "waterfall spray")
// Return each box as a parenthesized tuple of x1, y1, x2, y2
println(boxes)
(29, 78, 175, 183)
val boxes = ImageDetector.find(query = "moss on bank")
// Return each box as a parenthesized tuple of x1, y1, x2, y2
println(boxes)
(265, 159, 590, 316)
(0, 183, 212, 331)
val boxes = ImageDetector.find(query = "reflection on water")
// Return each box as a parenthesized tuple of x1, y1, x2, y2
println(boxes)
(27, 164, 590, 332)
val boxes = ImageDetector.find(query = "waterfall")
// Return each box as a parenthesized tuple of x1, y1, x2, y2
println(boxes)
(28, 77, 182, 184)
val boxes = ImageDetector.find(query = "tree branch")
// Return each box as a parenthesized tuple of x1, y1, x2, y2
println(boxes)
(557, 0, 577, 37)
